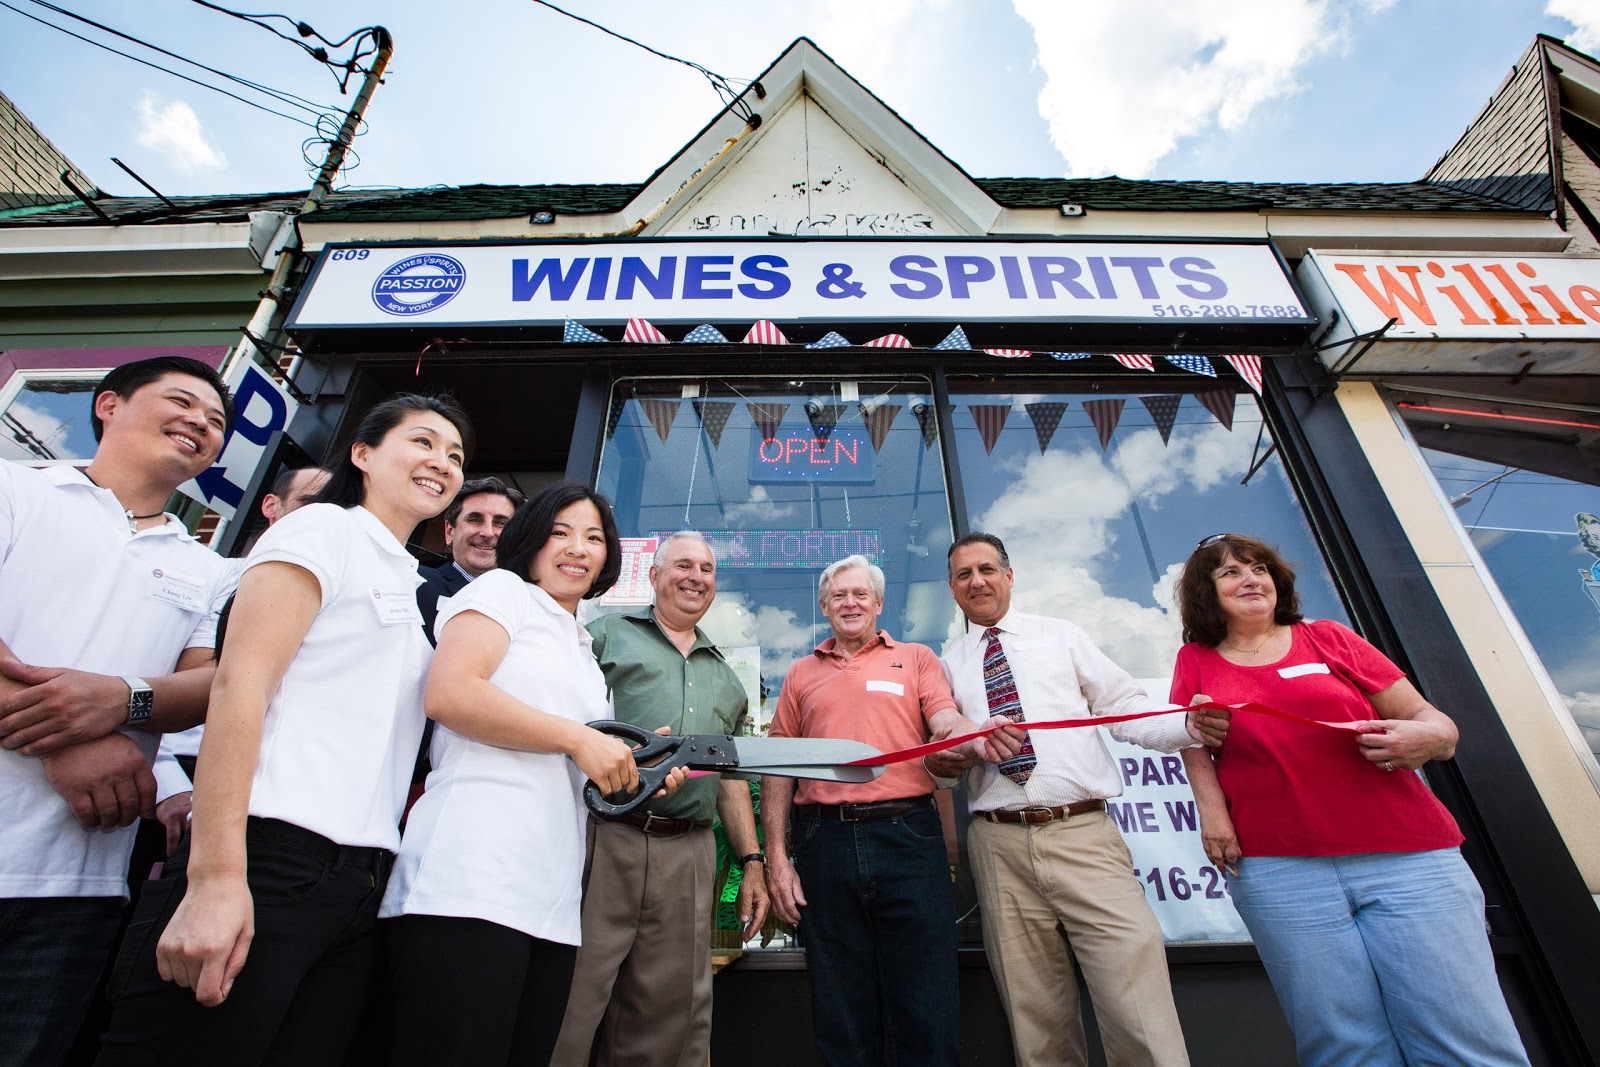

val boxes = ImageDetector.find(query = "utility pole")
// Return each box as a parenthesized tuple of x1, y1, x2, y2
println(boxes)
(219, 26, 394, 384)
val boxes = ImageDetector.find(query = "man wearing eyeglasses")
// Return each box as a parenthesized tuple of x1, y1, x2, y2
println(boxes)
(934, 532, 1230, 1067)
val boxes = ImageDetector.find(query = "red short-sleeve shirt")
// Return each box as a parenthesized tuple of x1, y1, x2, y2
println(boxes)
(1169, 620, 1462, 857)
(770, 632, 954, 805)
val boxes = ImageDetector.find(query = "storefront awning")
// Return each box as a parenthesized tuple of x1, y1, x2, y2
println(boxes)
(1298, 250, 1600, 376)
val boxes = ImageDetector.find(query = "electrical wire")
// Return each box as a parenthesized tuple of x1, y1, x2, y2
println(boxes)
(526, 0, 758, 124)
(16, 0, 340, 119)
(0, 0, 319, 129)
(188, 0, 383, 92)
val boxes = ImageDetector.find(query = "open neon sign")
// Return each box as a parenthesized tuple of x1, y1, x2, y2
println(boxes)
(748, 424, 876, 485)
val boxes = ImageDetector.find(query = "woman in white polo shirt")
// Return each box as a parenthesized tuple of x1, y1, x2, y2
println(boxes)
(380, 482, 668, 1067)
(95, 393, 473, 1065)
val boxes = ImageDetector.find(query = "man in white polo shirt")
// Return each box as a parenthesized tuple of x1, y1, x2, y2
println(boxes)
(0, 355, 233, 1066)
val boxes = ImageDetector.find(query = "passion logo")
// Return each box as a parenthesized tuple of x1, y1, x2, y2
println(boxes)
(372, 254, 466, 316)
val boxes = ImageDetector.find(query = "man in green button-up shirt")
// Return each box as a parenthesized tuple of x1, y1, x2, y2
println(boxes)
(551, 532, 766, 1067)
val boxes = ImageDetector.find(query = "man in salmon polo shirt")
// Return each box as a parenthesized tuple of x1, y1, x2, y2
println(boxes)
(763, 553, 1010, 1067)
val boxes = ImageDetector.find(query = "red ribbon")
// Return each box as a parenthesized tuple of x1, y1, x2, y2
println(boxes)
(844, 701, 1365, 767)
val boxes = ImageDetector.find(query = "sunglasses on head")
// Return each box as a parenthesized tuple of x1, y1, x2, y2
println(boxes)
(1196, 533, 1236, 549)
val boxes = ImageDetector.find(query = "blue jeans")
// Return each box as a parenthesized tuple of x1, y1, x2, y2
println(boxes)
(1229, 848, 1529, 1067)
(0, 896, 124, 1067)
(792, 806, 959, 1067)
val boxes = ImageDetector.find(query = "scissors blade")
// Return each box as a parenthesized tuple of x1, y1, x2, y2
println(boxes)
(728, 736, 883, 768)
(735, 762, 883, 783)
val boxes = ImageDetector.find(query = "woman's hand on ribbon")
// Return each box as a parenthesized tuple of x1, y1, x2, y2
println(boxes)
(1184, 694, 1231, 748)
(1354, 716, 1456, 772)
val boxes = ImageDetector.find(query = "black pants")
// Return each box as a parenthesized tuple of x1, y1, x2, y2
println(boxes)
(94, 818, 391, 1067)
(384, 914, 576, 1067)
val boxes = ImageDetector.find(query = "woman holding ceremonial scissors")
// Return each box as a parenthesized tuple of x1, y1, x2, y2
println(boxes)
(1170, 532, 1528, 1067)
(380, 482, 683, 1067)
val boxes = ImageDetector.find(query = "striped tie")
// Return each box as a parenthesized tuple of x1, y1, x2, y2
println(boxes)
(983, 627, 1035, 784)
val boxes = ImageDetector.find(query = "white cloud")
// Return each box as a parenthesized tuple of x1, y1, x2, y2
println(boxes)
(1012, 0, 1393, 177)
(135, 94, 225, 173)
(722, 485, 802, 526)
(1549, 0, 1600, 53)
(969, 419, 1258, 676)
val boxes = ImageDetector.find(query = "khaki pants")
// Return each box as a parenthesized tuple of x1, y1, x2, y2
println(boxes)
(968, 811, 1190, 1067)
(549, 818, 717, 1067)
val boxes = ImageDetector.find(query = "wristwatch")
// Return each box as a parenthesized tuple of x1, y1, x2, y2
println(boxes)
(739, 852, 766, 868)
(122, 676, 153, 724)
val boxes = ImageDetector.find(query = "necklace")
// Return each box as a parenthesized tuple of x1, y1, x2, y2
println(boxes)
(84, 473, 165, 532)
(1223, 626, 1277, 656)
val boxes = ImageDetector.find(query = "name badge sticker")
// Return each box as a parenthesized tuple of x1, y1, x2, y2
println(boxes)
(866, 679, 905, 696)
(371, 586, 424, 627)
(1279, 662, 1331, 679)
(145, 568, 209, 614)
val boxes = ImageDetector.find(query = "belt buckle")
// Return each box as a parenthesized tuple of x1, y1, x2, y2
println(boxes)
(642, 813, 670, 834)
(838, 804, 864, 821)
(1019, 806, 1058, 824)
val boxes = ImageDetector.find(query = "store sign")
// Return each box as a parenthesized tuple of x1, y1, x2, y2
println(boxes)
(748, 424, 875, 484)
(289, 239, 1308, 330)
(1303, 251, 1600, 339)
(177, 361, 300, 519)
(664, 529, 883, 569)
(1106, 692, 1250, 943)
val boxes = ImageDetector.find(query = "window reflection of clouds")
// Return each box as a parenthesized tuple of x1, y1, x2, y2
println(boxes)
(1419, 447, 1600, 762)
(595, 378, 960, 720)
(1, 386, 97, 463)
(951, 388, 1344, 679)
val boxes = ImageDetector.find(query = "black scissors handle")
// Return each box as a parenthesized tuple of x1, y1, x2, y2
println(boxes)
(581, 720, 689, 819)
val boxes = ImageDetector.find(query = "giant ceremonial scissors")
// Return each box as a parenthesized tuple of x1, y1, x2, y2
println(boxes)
(582, 720, 884, 819)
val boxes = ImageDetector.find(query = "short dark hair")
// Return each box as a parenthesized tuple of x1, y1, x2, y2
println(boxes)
(445, 476, 526, 525)
(90, 356, 235, 441)
(314, 393, 475, 510)
(1176, 533, 1304, 646)
(947, 531, 1010, 577)
(268, 464, 329, 500)
(495, 481, 622, 600)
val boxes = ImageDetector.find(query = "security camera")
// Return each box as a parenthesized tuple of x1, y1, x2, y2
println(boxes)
(1060, 203, 1086, 217)
(910, 399, 928, 416)
(804, 399, 823, 418)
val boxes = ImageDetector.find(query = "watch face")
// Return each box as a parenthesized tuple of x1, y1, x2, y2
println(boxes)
(128, 687, 154, 722)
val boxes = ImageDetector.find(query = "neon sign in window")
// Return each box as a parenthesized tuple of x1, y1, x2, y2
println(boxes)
(747, 425, 876, 484)
(656, 529, 882, 569)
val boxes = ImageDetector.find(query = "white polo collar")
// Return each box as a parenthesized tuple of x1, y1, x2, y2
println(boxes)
(44, 466, 192, 541)
(350, 504, 415, 560)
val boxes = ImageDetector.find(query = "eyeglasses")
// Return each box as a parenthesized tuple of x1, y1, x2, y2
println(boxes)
(1196, 533, 1235, 549)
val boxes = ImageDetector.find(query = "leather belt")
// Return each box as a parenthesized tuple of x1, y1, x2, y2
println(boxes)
(978, 799, 1106, 824)
(794, 796, 935, 822)
(615, 810, 701, 836)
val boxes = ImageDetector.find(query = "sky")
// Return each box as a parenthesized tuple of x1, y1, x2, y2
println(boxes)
(4, 0, 1600, 199)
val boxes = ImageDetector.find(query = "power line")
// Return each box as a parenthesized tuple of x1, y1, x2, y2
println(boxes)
(0, 0, 319, 129)
(525, 0, 758, 124)
(188, 0, 384, 92)
(17, 0, 339, 119)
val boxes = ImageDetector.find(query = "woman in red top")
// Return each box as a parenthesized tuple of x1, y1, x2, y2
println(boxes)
(1172, 533, 1527, 1067)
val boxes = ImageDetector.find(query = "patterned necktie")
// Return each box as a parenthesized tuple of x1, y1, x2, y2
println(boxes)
(982, 627, 1035, 784)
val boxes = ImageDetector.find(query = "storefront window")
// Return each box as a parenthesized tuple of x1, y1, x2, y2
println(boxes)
(592, 375, 961, 949)
(1397, 392, 1600, 773)
(948, 378, 1347, 943)
(0, 371, 102, 464)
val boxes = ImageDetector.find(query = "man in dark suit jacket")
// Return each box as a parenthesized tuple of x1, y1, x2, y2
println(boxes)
(416, 476, 525, 644)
